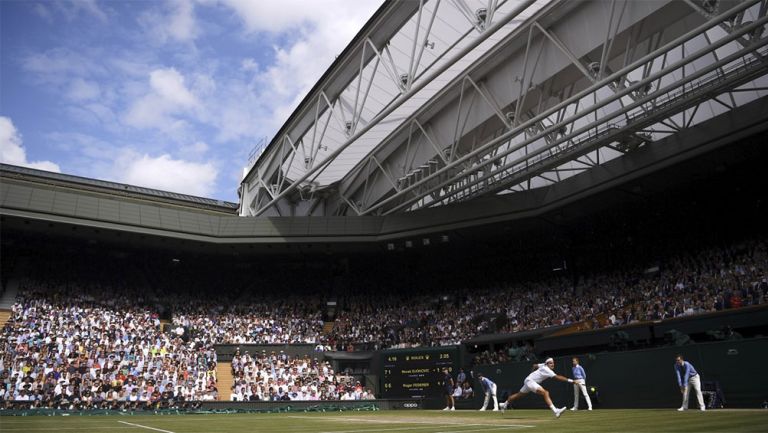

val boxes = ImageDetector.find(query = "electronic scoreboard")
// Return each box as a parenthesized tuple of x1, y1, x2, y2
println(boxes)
(381, 347, 458, 399)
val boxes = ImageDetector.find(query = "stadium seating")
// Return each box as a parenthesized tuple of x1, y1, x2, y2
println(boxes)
(1, 234, 765, 406)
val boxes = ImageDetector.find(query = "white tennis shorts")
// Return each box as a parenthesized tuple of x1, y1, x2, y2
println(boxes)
(520, 379, 543, 394)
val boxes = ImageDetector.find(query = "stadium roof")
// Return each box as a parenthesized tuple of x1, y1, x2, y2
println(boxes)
(246, 0, 551, 184)
(241, 0, 552, 214)
(241, 0, 768, 217)
(4, 94, 767, 247)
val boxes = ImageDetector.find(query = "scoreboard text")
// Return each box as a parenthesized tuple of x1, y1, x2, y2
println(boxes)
(381, 348, 458, 399)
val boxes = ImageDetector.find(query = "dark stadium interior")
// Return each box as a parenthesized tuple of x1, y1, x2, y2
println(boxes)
(2, 128, 767, 409)
(3, 128, 766, 253)
(2, 130, 766, 307)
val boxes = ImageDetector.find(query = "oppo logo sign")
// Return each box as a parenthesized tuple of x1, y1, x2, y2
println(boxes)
(402, 402, 419, 408)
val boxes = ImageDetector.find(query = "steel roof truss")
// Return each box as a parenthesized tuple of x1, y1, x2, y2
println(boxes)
(425, 24, 768, 209)
(364, 2, 767, 214)
(245, 0, 540, 216)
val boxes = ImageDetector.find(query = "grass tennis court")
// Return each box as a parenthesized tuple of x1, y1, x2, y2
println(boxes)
(1, 409, 767, 433)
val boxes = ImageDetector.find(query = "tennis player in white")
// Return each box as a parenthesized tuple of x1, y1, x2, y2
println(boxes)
(499, 358, 572, 418)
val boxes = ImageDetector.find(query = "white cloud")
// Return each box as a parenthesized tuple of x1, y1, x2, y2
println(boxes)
(117, 153, 217, 197)
(83, 103, 119, 126)
(150, 68, 198, 108)
(52, 0, 108, 23)
(190, 73, 216, 95)
(78, 0, 108, 23)
(240, 58, 259, 72)
(65, 103, 121, 131)
(168, 0, 197, 41)
(124, 94, 172, 129)
(0, 116, 61, 172)
(22, 48, 105, 85)
(43, 131, 217, 196)
(67, 78, 101, 101)
(132, 0, 382, 148)
(181, 141, 209, 155)
(107, 56, 152, 79)
(124, 67, 201, 131)
(33, 3, 53, 23)
(140, 0, 198, 44)
(46, 131, 115, 161)
(213, 0, 378, 34)
(194, 76, 260, 143)
(212, 0, 381, 134)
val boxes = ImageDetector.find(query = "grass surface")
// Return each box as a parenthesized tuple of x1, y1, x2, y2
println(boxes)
(1, 409, 767, 433)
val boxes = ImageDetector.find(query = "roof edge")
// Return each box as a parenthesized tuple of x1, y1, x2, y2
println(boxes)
(0, 163, 239, 212)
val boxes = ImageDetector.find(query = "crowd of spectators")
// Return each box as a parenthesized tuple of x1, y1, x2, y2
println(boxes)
(0, 282, 355, 407)
(0, 284, 217, 409)
(1, 234, 766, 405)
(328, 294, 475, 350)
(472, 342, 536, 366)
(229, 349, 373, 401)
(328, 239, 767, 350)
(172, 299, 324, 346)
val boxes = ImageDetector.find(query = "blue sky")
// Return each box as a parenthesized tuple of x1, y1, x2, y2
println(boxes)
(0, 0, 381, 202)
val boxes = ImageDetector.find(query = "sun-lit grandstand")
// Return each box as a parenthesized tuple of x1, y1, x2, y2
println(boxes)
(2, 1, 768, 432)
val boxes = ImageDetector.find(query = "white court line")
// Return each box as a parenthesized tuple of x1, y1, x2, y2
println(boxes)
(0, 420, 140, 424)
(320, 426, 459, 433)
(435, 428, 518, 433)
(321, 425, 532, 433)
(288, 415, 534, 429)
(289, 416, 428, 424)
(1, 428, 138, 431)
(117, 421, 175, 433)
(0, 417, 231, 425)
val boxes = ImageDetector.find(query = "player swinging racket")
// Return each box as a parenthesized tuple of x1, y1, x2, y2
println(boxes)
(499, 357, 572, 418)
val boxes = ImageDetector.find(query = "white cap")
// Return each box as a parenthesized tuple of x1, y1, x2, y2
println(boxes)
(545, 358, 554, 364)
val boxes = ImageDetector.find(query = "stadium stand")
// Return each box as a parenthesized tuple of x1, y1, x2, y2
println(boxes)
(1, 225, 765, 408)
(229, 349, 371, 401)
(2, 122, 767, 409)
